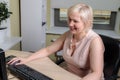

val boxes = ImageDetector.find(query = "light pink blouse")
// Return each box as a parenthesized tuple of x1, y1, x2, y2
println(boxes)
(62, 29, 104, 79)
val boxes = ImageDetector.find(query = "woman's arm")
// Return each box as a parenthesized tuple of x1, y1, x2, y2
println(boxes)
(82, 36, 105, 80)
(8, 31, 69, 65)
(25, 31, 68, 62)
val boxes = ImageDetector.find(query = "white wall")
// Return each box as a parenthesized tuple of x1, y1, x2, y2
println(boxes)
(51, 0, 120, 11)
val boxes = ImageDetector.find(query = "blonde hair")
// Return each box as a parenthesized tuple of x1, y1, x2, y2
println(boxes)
(67, 3, 93, 29)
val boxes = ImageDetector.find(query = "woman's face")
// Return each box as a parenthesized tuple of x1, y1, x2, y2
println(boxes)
(68, 11, 85, 35)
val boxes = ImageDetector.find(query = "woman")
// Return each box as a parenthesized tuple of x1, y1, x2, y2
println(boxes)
(8, 3, 105, 80)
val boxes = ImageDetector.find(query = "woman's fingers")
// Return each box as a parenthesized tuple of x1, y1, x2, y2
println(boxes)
(7, 57, 22, 65)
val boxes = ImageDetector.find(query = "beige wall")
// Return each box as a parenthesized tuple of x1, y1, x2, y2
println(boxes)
(47, 0, 51, 28)
(10, 0, 21, 50)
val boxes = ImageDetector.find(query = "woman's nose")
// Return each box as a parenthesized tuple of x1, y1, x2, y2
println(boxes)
(69, 21, 74, 27)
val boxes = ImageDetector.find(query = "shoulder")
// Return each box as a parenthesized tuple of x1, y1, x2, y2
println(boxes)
(60, 30, 71, 39)
(85, 30, 99, 43)
(55, 30, 71, 43)
(63, 30, 71, 36)
(91, 30, 103, 45)
(88, 30, 105, 52)
(90, 34, 105, 53)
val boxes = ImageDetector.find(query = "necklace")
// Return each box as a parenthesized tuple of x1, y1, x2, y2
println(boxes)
(69, 32, 86, 56)
(69, 40, 76, 56)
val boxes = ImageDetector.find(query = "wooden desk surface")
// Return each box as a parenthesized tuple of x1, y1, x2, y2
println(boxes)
(5, 50, 81, 80)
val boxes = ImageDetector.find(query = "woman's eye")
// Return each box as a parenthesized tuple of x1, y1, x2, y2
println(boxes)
(69, 19, 71, 22)
(74, 20, 78, 23)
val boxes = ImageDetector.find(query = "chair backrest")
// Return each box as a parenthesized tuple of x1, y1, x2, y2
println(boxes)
(100, 35, 120, 79)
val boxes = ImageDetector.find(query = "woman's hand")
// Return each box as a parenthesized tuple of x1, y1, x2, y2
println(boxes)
(7, 57, 28, 65)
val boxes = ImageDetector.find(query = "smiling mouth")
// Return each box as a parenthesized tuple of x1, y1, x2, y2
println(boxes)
(70, 28, 77, 31)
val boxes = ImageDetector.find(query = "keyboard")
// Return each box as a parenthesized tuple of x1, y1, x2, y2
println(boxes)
(6, 55, 53, 80)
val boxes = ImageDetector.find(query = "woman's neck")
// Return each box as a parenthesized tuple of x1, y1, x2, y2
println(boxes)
(72, 30, 88, 42)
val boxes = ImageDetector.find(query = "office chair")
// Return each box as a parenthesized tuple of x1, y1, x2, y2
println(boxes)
(100, 35, 120, 80)
(55, 34, 120, 80)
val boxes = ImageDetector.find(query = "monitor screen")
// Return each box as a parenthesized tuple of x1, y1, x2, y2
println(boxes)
(0, 48, 8, 80)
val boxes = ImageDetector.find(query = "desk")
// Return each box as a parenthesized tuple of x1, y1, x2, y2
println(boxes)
(5, 50, 81, 80)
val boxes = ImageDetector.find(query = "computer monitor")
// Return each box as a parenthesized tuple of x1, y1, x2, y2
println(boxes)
(0, 48, 8, 80)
